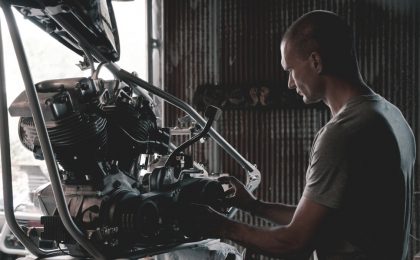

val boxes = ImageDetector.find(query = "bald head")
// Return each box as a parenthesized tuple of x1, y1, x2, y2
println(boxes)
(282, 10, 361, 81)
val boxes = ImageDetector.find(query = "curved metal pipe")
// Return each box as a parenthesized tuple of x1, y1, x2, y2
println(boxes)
(0, 6, 63, 257)
(164, 106, 220, 167)
(0, 2, 105, 259)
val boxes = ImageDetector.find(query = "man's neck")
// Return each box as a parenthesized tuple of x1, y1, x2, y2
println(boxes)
(323, 77, 372, 116)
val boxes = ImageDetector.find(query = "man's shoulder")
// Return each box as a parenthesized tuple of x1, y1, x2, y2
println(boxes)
(316, 96, 389, 145)
(331, 94, 398, 131)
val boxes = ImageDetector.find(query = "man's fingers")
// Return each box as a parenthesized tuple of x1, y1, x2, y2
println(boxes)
(218, 176, 233, 184)
(224, 187, 236, 197)
(218, 175, 241, 185)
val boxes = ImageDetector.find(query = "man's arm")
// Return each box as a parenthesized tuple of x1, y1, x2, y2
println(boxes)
(210, 196, 330, 258)
(219, 176, 296, 225)
(250, 200, 296, 225)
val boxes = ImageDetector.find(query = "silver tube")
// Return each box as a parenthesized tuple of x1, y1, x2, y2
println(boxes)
(0, 6, 64, 257)
(0, 8, 43, 257)
(147, 0, 153, 83)
(1, 3, 105, 259)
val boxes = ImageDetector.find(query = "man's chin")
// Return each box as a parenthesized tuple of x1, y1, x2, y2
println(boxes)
(302, 97, 321, 104)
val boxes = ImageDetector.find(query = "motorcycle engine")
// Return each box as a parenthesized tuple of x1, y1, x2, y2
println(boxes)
(8, 77, 225, 257)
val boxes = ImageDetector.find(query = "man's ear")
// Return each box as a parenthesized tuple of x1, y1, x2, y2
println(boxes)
(310, 52, 323, 74)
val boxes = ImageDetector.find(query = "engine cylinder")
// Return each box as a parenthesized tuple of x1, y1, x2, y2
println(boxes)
(18, 113, 107, 178)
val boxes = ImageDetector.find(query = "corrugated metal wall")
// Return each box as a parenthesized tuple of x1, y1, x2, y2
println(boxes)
(162, 0, 420, 259)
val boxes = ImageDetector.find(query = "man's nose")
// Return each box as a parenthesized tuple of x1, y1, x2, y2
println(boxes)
(288, 75, 296, 89)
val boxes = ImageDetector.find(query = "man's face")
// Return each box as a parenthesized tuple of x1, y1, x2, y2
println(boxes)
(280, 40, 324, 104)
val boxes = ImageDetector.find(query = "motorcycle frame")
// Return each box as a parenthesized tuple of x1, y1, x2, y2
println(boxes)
(0, 1, 261, 259)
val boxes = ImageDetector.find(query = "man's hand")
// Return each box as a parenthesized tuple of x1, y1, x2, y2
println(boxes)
(218, 176, 258, 212)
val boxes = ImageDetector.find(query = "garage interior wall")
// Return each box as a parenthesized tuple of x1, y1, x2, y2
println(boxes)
(158, 0, 420, 258)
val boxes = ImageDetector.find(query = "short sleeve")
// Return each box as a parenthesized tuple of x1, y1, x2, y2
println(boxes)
(302, 124, 350, 209)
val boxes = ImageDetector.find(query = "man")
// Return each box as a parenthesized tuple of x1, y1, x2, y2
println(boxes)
(188, 10, 415, 260)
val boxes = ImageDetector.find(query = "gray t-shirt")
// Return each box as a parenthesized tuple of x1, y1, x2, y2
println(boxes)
(302, 94, 415, 260)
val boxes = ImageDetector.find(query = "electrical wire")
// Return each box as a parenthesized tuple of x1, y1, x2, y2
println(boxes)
(411, 234, 420, 242)
(58, 244, 70, 255)
(79, 44, 96, 75)
(92, 61, 106, 80)
(118, 126, 169, 149)
(58, 244, 86, 258)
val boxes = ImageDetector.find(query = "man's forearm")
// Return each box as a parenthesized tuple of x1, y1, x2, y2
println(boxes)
(218, 218, 304, 258)
(249, 200, 296, 225)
